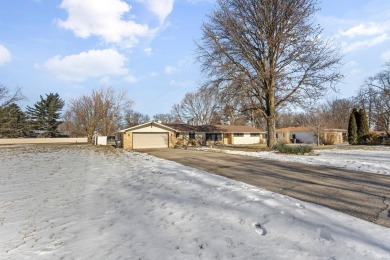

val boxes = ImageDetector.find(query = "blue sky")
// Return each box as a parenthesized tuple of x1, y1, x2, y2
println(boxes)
(1, 0, 390, 116)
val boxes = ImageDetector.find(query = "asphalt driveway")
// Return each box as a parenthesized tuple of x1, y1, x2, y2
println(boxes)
(139, 148, 390, 228)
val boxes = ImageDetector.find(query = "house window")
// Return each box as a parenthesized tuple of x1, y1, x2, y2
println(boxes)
(176, 133, 180, 138)
(263, 133, 268, 139)
(206, 133, 222, 141)
(250, 133, 259, 137)
(276, 133, 279, 138)
(234, 133, 244, 137)
(189, 132, 196, 140)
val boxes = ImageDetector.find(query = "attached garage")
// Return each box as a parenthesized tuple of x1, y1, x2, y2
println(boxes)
(118, 122, 177, 150)
(133, 133, 169, 149)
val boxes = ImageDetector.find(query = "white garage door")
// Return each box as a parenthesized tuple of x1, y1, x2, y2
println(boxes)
(133, 133, 169, 149)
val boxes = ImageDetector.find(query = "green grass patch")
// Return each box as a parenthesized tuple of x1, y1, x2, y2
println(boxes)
(273, 143, 313, 155)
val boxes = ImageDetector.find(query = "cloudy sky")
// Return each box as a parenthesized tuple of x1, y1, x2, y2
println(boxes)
(1, 0, 390, 116)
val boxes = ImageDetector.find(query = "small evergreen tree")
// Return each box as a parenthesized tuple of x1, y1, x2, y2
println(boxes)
(357, 108, 369, 144)
(26, 93, 65, 137)
(0, 103, 27, 137)
(348, 108, 358, 145)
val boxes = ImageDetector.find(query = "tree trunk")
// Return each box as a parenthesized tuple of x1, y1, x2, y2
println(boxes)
(266, 89, 277, 148)
(267, 114, 276, 148)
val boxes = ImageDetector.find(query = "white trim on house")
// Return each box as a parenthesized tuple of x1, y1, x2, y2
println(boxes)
(119, 121, 177, 133)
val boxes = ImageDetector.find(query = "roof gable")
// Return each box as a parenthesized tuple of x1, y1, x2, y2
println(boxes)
(119, 121, 177, 133)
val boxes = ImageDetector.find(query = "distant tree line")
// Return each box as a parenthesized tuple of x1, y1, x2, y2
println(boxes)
(1, 62, 389, 145)
(0, 86, 64, 138)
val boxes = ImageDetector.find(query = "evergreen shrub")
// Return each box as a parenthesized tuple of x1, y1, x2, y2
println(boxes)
(273, 143, 313, 155)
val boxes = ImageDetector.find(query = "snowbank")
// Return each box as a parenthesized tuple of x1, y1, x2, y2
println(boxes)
(0, 145, 389, 259)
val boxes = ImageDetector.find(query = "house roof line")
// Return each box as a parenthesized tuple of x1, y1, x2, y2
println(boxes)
(119, 121, 177, 133)
(118, 122, 265, 133)
(164, 123, 265, 133)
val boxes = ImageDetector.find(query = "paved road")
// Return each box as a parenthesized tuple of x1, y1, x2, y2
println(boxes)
(139, 148, 390, 228)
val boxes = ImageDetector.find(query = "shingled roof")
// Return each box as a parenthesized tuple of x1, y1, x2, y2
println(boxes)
(214, 125, 265, 133)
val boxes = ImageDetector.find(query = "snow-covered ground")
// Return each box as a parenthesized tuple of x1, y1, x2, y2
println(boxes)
(198, 146, 390, 175)
(0, 145, 389, 259)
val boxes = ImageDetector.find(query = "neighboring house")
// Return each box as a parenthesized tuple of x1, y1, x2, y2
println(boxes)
(117, 122, 266, 149)
(276, 126, 347, 144)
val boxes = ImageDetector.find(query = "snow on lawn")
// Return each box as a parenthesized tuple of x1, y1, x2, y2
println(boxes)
(201, 147, 390, 175)
(0, 145, 389, 259)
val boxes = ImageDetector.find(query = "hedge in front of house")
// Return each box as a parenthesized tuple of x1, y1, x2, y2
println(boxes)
(273, 143, 313, 155)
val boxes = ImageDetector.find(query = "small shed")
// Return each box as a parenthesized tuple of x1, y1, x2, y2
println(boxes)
(118, 122, 177, 149)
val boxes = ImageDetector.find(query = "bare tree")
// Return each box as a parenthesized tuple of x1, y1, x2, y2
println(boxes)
(172, 87, 221, 125)
(65, 87, 133, 141)
(0, 85, 25, 109)
(322, 98, 354, 129)
(221, 103, 248, 125)
(153, 113, 179, 123)
(277, 98, 352, 131)
(361, 63, 390, 132)
(276, 110, 303, 128)
(372, 93, 390, 132)
(367, 62, 390, 96)
(122, 109, 150, 128)
(196, 0, 342, 147)
(355, 86, 376, 129)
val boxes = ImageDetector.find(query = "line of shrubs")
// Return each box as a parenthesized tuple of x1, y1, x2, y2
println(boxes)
(273, 143, 313, 155)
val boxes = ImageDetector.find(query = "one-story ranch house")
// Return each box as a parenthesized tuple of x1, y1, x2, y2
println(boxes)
(117, 122, 266, 149)
(276, 126, 347, 144)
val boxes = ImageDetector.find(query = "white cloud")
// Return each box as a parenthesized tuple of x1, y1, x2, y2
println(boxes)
(143, 47, 152, 56)
(57, 0, 153, 47)
(0, 44, 12, 66)
(381, 50, 390, 61)
(339, 22, 390, 38)
(164, 57, 193, 75)
(42, 49, 128, 82)
(332, 20, 390, 53)
(165, 65, 178, 74)
(141, 0, 174, 23)
(342, 33, 390, 53)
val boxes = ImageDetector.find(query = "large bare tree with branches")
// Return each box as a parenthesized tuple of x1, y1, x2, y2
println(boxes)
(64, 87, 133, 141)
(172, 87, 221, 125)
(197, 0, 342, 147)
(357, 64, 390, 132)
